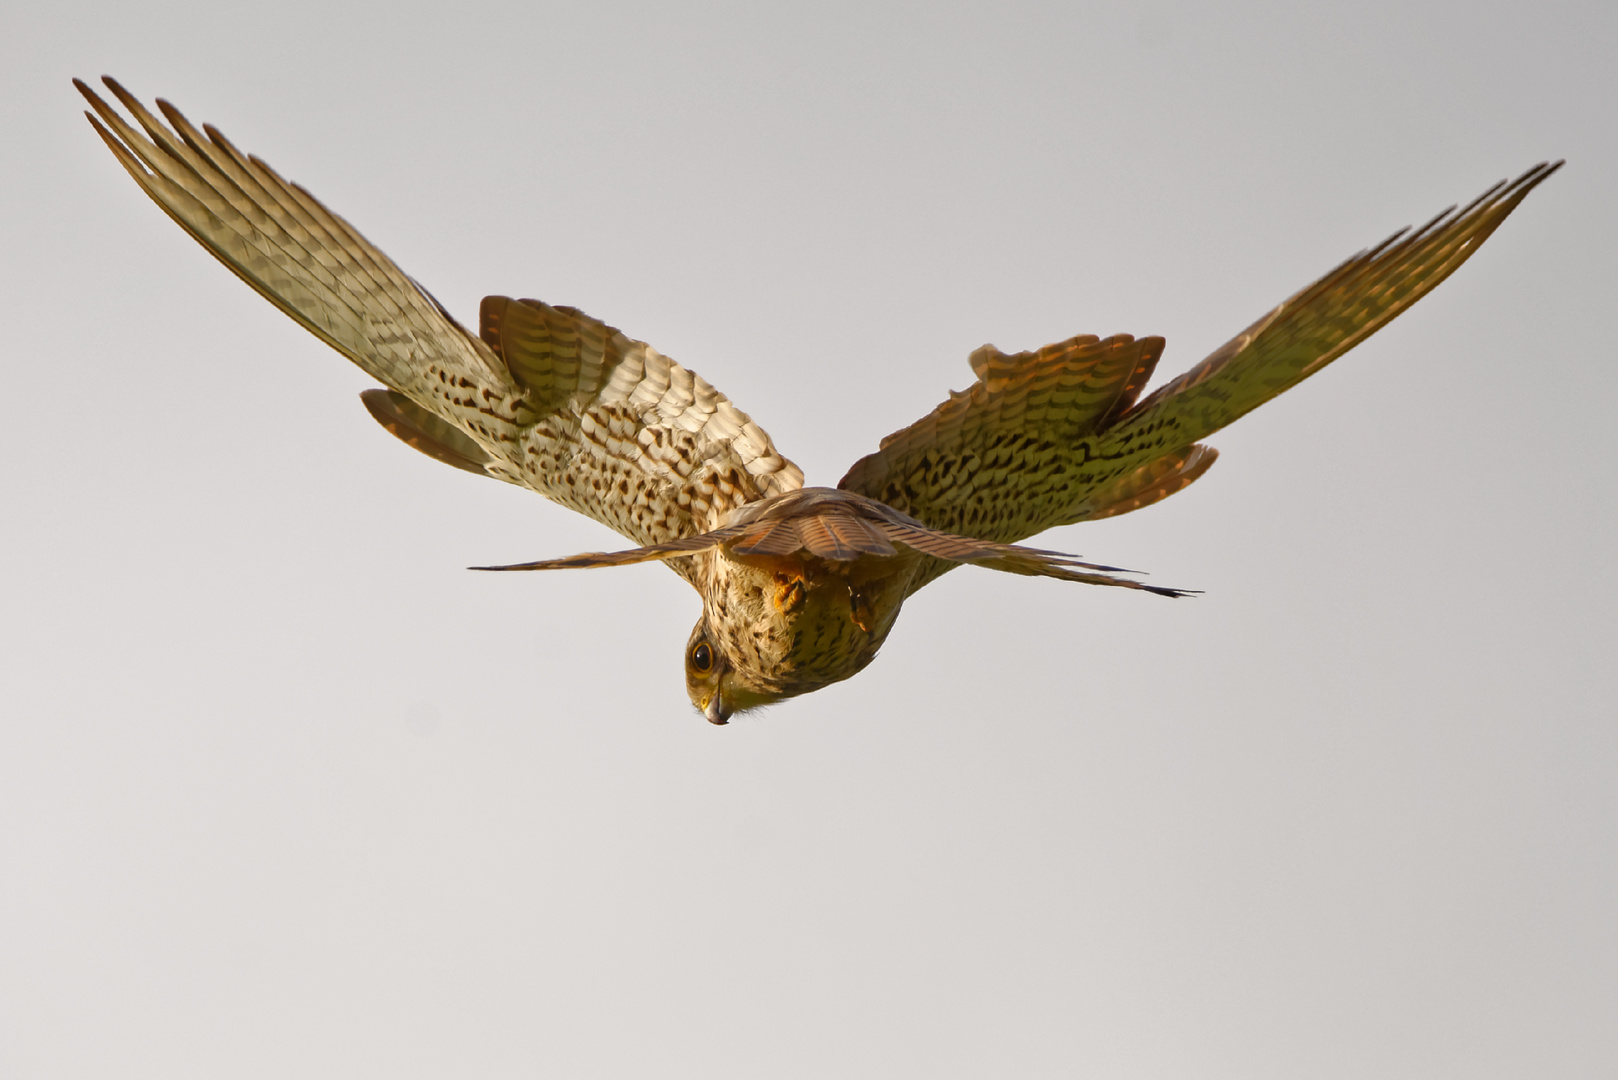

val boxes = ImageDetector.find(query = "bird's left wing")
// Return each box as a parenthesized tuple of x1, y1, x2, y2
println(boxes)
(840, 164, 1558, 594)
(838, 332, 1181, 545)
(77, 77, 802, 578)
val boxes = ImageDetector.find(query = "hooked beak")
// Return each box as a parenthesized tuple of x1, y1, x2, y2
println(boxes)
(704, 693, 730, 726)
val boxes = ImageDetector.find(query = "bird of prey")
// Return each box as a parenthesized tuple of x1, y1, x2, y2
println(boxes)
(76, 76, 1558, 724)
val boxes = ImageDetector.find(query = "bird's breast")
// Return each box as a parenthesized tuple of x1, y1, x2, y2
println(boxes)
(706, 549, 917, 698)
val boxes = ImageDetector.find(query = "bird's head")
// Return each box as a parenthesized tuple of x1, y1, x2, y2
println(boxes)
(684, 619, 777, 725)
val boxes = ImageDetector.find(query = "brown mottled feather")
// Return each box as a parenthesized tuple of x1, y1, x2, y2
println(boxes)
(480, 297, 614, 414)
(839, 334, 1167, 591)
(80, 80, 513, 406)
(1069, 444, 1219, 523)
(359, 389, 494, 477)
(839, 334, 1164, 545)
(78, 77, 803, 590)
(1098, 162, 1563, 467)
(476, 294, 803, 570)
(843, 163, 1561, 597)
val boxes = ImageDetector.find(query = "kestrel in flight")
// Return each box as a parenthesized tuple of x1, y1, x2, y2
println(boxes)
(77, 77, 1559, 723)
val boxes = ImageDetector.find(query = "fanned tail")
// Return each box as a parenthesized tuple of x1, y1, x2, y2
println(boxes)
(474, 488, 1193, 596)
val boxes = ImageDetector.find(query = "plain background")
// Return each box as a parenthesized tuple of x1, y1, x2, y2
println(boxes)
(2, 1, 1613, 1077)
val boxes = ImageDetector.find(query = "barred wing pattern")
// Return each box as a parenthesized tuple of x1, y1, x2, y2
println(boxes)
(78, 79, 514, 425)
(841, 162, 1560, 593)
(1098, 162, 1562, 463)
(471, 296, 802, 560)
(77, 77, 801, 578)
(839, 333, 1205, 591)
(839, 333, 1170, 543)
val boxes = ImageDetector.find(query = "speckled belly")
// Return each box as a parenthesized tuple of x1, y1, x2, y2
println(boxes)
(706, 551, 917, 698)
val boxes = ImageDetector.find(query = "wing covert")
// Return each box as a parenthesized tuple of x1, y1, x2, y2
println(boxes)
(838, 332, 1168, 543)
(476, 297, 803, 555)
(79, 77, 803, 575)
(841, 163, 1560, 594)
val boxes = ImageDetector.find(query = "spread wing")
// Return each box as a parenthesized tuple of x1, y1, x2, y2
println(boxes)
(840, 162, 1560, 590)
(1095, 161, 1561, 468)
(76, 76, 802, 580)
(469, 295, 802, 563)
(839, 331, 1178, 547)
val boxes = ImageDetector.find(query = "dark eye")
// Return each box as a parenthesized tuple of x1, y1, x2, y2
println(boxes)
(690, 641, 714, 674)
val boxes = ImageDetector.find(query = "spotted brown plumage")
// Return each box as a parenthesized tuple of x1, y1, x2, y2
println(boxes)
(78, 76, 1560, 724)
(77, 76, 800, 584)
(839, 162, 1561, 593)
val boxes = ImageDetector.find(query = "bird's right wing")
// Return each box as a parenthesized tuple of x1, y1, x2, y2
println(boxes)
(77, 77, 519, 423)
(472, 295, 804, 553)
(77, 77, 802, 563)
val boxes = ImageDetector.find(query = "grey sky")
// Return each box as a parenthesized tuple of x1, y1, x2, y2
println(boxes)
(2, 1, 1614, 1077)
